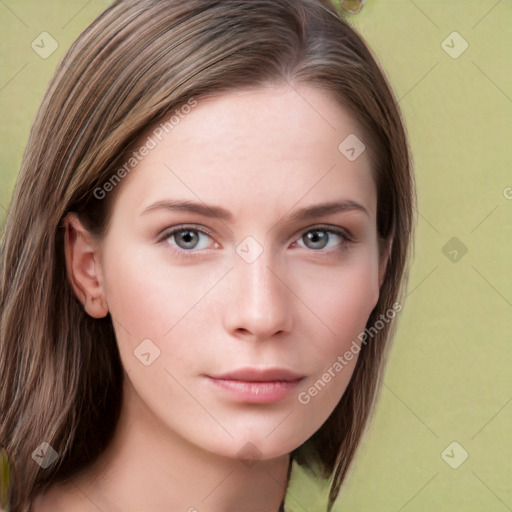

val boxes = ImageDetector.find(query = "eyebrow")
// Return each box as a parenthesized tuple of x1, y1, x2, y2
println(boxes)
(140, 198, 370, 222)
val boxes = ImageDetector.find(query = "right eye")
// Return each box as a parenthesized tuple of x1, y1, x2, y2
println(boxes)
(158, 224, 219, 258)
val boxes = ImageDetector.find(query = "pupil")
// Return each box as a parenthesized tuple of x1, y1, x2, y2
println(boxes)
(307, 230, 327, 249)
(180, 230, 197, 247)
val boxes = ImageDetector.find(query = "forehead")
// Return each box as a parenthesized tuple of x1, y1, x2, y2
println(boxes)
(110, 84, 376, 223)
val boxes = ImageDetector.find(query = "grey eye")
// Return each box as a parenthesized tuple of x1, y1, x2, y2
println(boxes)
(302, 230, 330, 250)
(173, 229, 200, 249)
(165, 228, 211, 251)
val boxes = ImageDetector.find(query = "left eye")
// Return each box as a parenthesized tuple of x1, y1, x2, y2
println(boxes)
(296, 228, 349, 251)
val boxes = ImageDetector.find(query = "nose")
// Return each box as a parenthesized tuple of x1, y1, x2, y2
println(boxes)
(222, 246, 294, 342)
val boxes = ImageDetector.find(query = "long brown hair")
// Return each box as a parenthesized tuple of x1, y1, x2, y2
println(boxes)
(0, 1, 415, 510)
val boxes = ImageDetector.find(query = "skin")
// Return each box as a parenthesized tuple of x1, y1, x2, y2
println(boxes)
(33, 84, 388, 512)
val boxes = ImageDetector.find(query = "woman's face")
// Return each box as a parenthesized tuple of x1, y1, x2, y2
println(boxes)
(90, 85, 384, 461)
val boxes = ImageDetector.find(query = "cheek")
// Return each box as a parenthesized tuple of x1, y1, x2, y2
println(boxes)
(290, 251, 380, 415)
(294, 249, 380, 345)
(100, 244, 226, 363)
(333, 261, 380, 336)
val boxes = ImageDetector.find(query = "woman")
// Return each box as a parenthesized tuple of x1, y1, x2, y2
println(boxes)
(0, 0, 415, 510)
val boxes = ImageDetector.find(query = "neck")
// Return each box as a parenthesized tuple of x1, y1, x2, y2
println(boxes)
(69, 376, 291, 512)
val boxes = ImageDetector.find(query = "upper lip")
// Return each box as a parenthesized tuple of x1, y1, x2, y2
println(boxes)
(208, 367, 305, 382)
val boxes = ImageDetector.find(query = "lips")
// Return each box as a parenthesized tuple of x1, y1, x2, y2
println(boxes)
(208, 367, 305, 383)
(205, 367, 305, 403)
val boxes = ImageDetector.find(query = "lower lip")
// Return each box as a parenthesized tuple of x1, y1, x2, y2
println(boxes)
(206, 377, 303, 403)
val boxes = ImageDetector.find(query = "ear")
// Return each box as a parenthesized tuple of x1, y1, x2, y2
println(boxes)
(378, 237, 392, 288)
(63, 213, 109, 318)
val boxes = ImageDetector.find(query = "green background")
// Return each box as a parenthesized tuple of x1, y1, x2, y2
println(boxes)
(1, 1, 511, 511)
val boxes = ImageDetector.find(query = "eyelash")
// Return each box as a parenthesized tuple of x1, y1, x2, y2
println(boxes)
(157, 224, 355, 260)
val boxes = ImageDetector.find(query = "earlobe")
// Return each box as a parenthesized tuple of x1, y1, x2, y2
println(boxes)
(63, 213, 109, 318)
